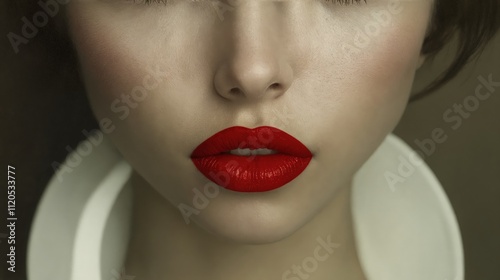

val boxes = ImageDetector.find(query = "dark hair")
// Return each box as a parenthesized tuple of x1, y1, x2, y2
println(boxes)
(413, 0, 500, 101)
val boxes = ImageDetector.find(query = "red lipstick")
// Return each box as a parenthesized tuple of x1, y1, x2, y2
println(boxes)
(190, 126, 312, 192)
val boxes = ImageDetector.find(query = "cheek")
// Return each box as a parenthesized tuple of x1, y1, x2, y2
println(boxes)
(306, 4, 430, 177)
(67, 6, 152, 118)
(66, 3, 186, 120)
(65, 4, 214, 185)
(346, 3, 429, 115)
(351, 15, 428, 129)
(66, 3, 216, 133)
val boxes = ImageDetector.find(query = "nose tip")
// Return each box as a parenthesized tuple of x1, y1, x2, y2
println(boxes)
(212, 2, 294, 103)
(214, 60, 293, 101)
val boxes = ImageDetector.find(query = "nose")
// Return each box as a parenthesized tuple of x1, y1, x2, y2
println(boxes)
(213, 2, 294, 103)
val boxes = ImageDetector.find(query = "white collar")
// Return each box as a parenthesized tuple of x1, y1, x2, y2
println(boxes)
(28, 133, 463, 280)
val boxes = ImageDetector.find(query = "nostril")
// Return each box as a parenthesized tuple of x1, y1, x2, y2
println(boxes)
(229, 88, 241, 95)
(224, 83, 283, 99)
(269, 83, 281, 90)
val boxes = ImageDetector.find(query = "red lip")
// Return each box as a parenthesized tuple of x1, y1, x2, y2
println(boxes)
(190, 126, 312, 192)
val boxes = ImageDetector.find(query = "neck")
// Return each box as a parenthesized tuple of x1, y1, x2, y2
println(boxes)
(124, 171, 366, 280)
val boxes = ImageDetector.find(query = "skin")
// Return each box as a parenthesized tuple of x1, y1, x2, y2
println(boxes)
(66, 0, 433, 279)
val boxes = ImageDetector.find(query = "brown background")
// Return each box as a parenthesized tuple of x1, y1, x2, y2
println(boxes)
(1, 6, 499, 280)
(395, 33, 500, 279)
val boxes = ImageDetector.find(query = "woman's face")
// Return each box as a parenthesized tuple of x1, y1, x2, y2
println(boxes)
(66, 0, 432, 243)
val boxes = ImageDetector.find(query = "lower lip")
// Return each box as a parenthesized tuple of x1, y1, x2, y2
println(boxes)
(191, 153, 311, 192)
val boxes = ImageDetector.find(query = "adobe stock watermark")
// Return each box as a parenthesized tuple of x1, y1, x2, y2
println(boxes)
(342, 0, 404, 60)
(51, 65, 168, 182)
(7, 0, 70, 54)
(282, 235, 340, 280)
(385, 74, 499, 191)
(178, 179, 224, 224)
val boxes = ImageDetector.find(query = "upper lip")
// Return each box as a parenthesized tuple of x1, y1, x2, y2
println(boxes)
(190, 126, 312, 158)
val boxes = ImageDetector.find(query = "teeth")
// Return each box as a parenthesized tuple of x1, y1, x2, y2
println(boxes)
(228, 148, 278, 156)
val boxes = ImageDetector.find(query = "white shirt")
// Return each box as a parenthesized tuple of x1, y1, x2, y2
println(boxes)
(27, 133, 464, 280)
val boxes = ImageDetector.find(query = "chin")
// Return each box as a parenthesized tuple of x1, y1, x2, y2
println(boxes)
(183, 191, 314, 245)
(192, 214, 305, 245)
